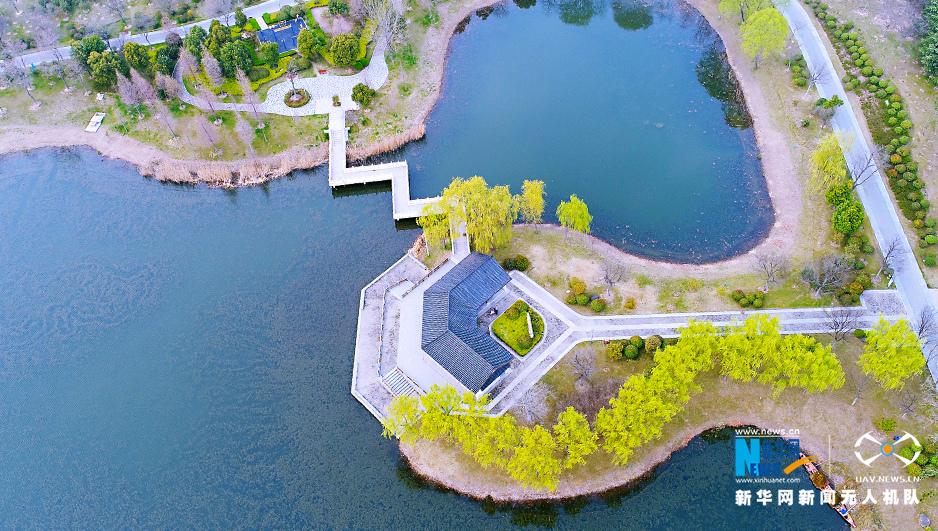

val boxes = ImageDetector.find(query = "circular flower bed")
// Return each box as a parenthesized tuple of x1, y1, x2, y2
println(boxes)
(284, 88, 310, 108)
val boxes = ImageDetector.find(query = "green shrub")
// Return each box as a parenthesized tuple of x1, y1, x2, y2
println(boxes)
(606, 340, 624, 360)
(926, 235, 937, 245)
(351, 82, 376, 107)
(512, 255, 530, 271)
(731, 289, 745, 301)
(590, 298, 607, 312)
(566, 293, 577, 305)
(832, 201, 865, 235)
(645, 335, 662, 353)
(753, 299, 764, 309)
(863, 244, 874, 254)
(517, 334, 533, 350)
(825, 183, 852, 205)
(926, 254, 938, 267)
(629, 336, 644, 349)
(624, 297, 636, 309)
(569, 277, 586, 295)
(624, 344, 639, 360)
(247, 66, 270, 81)
(908, 463, 923, 477)
(516, 301, 529, 312)
(861, 66, 873, 76)
(576, 294, 590, 306)
(877, 417, 898, 432)
(290, 56, 311, 70)
(854, 329, 866, 338)
(507, 307, 521, 320)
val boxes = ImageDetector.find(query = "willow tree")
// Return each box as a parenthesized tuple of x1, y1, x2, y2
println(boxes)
(519, 179, 546, 226)
(719, 0, 770, 22)
(740, 8, 788, 68)
(860, 317, 925, 390)
(556, 194, 592, 239)
(420, 176, 517, 254)
(809, 132, 850, 192)
(417, 202, 450, 257)
(719, 314, 781, 382)
(553, 407, 597, 469)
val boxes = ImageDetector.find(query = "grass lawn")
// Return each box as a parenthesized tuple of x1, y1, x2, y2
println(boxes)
(492, 300, 543, 356)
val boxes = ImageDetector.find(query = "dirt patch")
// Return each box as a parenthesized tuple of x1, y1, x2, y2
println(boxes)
(312, 6, 354, 34)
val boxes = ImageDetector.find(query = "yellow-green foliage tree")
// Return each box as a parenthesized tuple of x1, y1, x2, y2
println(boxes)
(519, 179, 546, 226)
(860, 317, 925, 390)
(719, 314, 781, 382)
(508, 425, 562, 491)
(809, 132, 850, 192)
(758, 334, 844, 396)
(416, 204, 450, 256)
(739, 8, 788, 68)
(719, 0, 770, 22)
(556, 194, 592, 238)
(420, 176, 518, 254)
(553, 407, 597, 469)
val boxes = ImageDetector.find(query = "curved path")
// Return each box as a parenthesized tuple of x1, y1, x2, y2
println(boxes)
(779, 0, 938, 379)
(175, 40, 389, 116)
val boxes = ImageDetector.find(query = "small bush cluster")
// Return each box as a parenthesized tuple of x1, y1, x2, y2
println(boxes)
(806, 1, 934, 265)
(564, 277, 607, 312)
(605, 335, 664, 361)
(921, 0, 938, 81)
(284, 88, 311, 108)
(502, 254, 530, 271)
(731, 289, 766, 309)
(789, 55, 810, 86)
(835, 272, 872, 304)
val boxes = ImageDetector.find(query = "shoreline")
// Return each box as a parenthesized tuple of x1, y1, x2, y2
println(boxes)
(399, 416, 833, 503)
(0, 0, 803, 274)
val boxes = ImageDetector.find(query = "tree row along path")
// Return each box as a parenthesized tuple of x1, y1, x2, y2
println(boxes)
(12, 0, 299, 67)
(484, 275, 905, 416)
(778, 0, 938, 381)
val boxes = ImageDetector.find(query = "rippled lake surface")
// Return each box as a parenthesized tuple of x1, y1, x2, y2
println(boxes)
(0, 150, 844, 530)
(375, 0, 774, 262)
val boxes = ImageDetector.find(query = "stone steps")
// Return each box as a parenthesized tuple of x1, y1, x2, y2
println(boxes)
(383, 368, 419, 398)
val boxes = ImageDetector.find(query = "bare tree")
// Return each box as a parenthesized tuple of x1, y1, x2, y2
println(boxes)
(196, 114, 220, 151)
(131, 69, 157, 102)
(898, 379, 926, 418)
(30, 14, 70, 90)
(234, 111, 255, 159)
(201, 87, 218, 115)
(601, 263, 628, 298)
(571, 352, 594, 384)
(153, 99, 178, 137)
(824, 307, 864, 343)
(915, 307, 938, 339)
(65, 59, 89, 93)
(236, 68, 259, 120)
(176, 47, 199, 79)
(105, 0, 130, 26)
(876, 235, 908, 280)
(201, 46, 224, 88)
(202, 0, 234, 25)
(807, 253, 853, 297)
(803, 64, 830, 96)
(116, 72, 140, 106)
(848, 151, 880, 188)
(360, 0, 406, 52)
(156, 72, 180, 100)
(751, 250, 788, 291)
(847, 367, 871, 406)
(3, 62, 39, 105)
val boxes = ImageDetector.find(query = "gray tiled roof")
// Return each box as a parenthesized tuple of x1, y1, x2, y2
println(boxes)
(421, 253, 512, 392)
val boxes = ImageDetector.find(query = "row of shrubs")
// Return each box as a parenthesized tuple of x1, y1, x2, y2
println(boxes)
(605, 335, 668, 361)
(731, 290, 766, 309)
(502, 255, 530, 271)
(565, 277, 607, 312)
(806, 1, 936, 266)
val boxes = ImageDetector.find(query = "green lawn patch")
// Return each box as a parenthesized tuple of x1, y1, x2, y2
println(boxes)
(492, 300, 543, 356)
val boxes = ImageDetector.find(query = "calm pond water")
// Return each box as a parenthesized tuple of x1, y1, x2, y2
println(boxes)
(0, 151, 845, 530)
(383, 0, 774, 263)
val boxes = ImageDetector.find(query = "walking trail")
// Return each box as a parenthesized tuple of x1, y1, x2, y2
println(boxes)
(778, 0, 938, 380)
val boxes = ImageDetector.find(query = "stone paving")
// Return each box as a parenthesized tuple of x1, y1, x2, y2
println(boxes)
(352, 257, 908, 420)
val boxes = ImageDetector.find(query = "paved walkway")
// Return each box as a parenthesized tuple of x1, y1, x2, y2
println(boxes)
(779, 0, 938, 381)
(14, 0, 297, 67)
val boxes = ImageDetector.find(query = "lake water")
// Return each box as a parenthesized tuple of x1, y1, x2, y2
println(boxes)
(0, 150, 845, 529)
(383, 0, 774, 263)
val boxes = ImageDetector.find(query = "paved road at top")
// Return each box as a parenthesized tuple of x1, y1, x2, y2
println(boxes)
(779, 0, 938, 378)
(11, 0, 298, 67)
